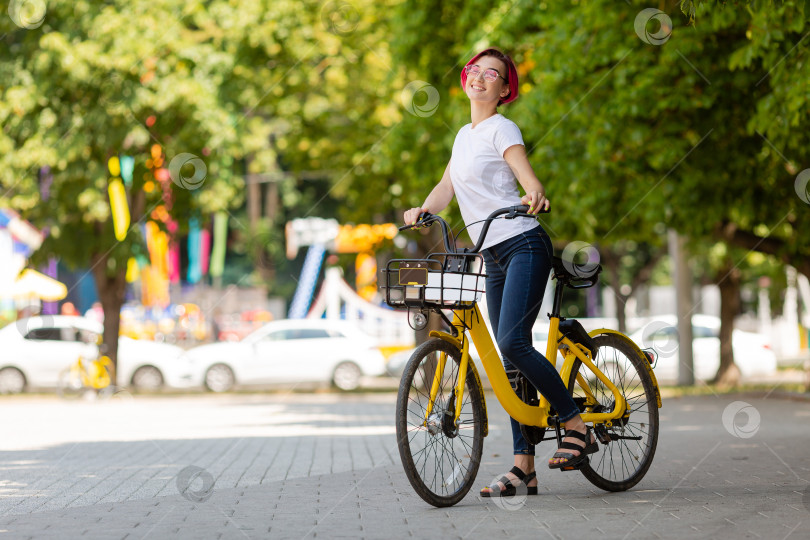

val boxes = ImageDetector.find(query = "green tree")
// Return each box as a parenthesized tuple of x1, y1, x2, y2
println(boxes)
(0, 1, 289, 373)
(348, 0, 810, 384)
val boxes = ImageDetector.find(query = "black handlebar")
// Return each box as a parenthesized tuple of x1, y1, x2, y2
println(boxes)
(399, 205, 548, 254)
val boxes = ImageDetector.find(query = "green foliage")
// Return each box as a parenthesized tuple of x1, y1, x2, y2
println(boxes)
(349, 0, 810, 272)
(3, 0, 810, 312)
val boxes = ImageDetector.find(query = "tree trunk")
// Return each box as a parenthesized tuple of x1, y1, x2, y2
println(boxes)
(615, 292, 628, 335)
(602, 250, 628, 333)
(91, 252, 127, 385)
(713, 260, 741, 388)
(265, 181, 279, 222)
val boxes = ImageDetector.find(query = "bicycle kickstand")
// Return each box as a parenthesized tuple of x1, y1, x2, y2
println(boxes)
(549, 415, 564, 447)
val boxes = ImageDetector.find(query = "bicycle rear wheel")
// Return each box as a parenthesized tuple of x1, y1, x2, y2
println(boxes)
(395, 338, 485, 507)
(58, 367, 86, 399)
(566, 333, 659, 492)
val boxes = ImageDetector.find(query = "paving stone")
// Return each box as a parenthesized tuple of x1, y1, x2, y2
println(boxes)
(0, 393, 809, 539)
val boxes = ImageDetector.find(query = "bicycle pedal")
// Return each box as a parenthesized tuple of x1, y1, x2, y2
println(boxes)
(594, 424, 611, 445)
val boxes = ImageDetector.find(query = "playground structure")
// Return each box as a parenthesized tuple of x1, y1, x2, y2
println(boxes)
(286, 218, 414, 352)
(308, 266, 414, 352)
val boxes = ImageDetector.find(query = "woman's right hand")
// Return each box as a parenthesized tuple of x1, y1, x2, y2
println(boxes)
(403, 207, 428, 226)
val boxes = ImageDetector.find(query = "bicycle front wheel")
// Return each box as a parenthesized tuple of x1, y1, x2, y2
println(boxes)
(395, 338, 485, 507)
(566, 333, 659, 492)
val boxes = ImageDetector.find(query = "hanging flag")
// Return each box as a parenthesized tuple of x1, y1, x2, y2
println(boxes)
(168, 244, 180, 283)
(120, 155, 135, 187)
(108, 178, 130, 241)
(166, 220, 179, 283)
(108, 156, 121, 177)
(209, 212, 228, 278)
(200, 228, 211, 276)
(187, 219, 201, 284)
(355, 252, 378, 301)
(145, 221, 168, 277)
(126, 257, 139, 282)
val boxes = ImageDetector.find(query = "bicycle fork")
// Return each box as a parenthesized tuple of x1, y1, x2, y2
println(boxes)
(422, 330, 473, 433)
(423, 350, 468, 429)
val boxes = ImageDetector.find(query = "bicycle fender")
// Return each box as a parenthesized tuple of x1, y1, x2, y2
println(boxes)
(429, 331, 489, 437)
(589, 329, 662, 409)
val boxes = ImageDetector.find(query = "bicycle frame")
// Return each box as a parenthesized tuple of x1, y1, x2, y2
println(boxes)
(424, 304, 628, 430)
(72, 355, 113, 389)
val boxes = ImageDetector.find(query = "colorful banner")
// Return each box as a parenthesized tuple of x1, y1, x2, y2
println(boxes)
(119, 155, 135, 187)
(200, 228, 211, 276)
(209, 212, 228, 278)
(355, 252, 378, 301)
(108, 178, 130, 241)
(187, 219, 202, 284)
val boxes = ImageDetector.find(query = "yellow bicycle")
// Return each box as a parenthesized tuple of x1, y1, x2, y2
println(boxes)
(382, 205, 662, 507)
(58, 353, 115, 399)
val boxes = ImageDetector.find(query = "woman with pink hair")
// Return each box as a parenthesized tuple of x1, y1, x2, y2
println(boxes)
(403, 48, 597, 498)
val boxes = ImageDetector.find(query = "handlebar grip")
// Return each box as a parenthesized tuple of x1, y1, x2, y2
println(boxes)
(398, 211, 435, 231)
(515, 204, 550, 215)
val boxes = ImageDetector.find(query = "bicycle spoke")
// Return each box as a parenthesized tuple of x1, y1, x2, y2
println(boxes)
(569, 335, 659, 491)
(396, 339, 485, 506)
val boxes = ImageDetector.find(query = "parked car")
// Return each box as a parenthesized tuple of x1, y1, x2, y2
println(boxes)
(0, 316, 190, 394)
(628, 314, 777, 383)
(184, 319, 387, 392)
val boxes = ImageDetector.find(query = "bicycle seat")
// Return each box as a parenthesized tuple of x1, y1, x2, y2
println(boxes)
(558, 319, 596, 354)
(552, 256, 601, 286)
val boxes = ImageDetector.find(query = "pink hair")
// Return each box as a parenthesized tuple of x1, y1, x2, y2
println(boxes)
(460, 48, 519, 106)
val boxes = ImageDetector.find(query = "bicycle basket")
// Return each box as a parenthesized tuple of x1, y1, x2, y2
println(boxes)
(379, 253, 486, 310)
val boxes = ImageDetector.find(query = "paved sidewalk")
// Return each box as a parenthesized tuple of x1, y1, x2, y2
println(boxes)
(1, 393, 809, 539)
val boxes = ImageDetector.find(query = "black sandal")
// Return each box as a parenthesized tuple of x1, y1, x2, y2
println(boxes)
(548, 426, 599, 470)
(480, 466, 538, 497)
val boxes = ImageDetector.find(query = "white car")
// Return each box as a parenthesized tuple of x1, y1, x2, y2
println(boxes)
(629, 314, 777, 383)
(0, 316, 190, 393)
(185, 319, 387, 392)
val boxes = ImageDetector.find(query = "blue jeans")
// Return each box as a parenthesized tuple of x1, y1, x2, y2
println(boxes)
(482, 225, 580, 456)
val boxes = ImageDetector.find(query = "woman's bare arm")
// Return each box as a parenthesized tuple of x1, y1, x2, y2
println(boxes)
(403, 160, 454, 224)
(503, 144, 550, 214)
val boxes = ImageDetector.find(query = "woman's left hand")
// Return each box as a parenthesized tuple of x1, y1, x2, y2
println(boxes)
(521, 190, 550, 214)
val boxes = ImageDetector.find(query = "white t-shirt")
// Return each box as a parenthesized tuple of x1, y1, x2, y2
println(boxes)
(449, 114, 539, 250)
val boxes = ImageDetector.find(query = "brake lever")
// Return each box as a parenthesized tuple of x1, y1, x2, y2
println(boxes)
(399, 212, 435, 231)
